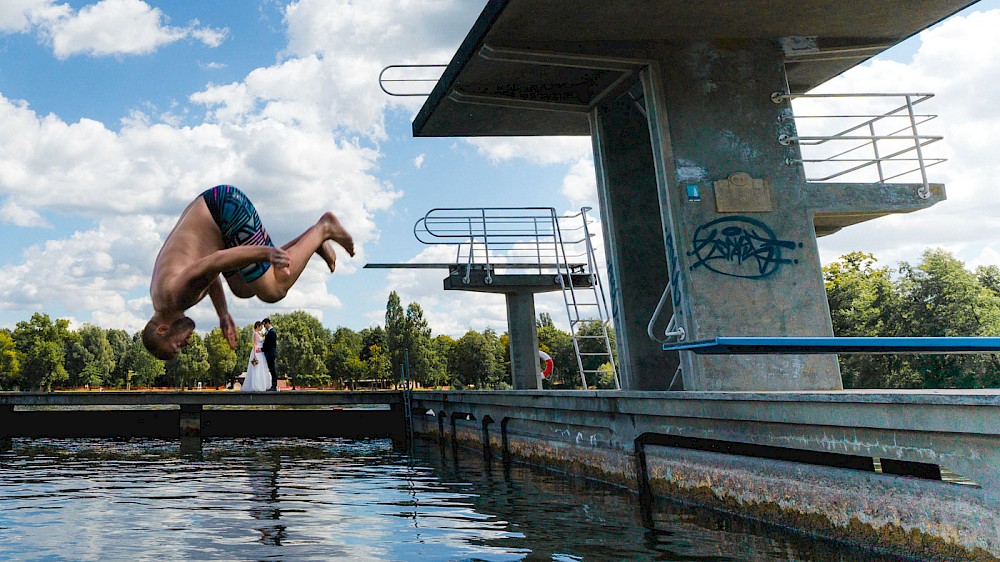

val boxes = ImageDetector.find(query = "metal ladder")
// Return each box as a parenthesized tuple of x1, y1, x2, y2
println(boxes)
(554, 208, 620, 390)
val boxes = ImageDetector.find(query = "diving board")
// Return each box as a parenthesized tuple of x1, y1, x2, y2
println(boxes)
(663, 337, 1000, 355)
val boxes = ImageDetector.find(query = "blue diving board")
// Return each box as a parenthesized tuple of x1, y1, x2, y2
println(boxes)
(663, 337, 1000, 355)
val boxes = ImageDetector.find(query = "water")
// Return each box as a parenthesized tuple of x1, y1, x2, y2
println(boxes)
(0, 437, 909, 561)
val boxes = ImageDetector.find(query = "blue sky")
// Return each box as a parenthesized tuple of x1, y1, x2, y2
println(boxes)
(0, 0, 999, 339)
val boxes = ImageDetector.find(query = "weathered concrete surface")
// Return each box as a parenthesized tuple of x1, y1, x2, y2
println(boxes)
(412, 389, 1000, 560)
(0, 391, 404, 440)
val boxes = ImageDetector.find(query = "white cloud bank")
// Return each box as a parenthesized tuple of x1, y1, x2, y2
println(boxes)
(0, 0, 485, 331)
(1, 0, 227, 58)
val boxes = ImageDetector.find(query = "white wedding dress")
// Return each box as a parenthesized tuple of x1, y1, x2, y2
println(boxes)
(242, 330, 272, 392)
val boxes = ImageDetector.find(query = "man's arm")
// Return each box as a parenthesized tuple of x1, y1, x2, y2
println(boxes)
(171, 245, 290, 310)
(207, 276, 238, 350)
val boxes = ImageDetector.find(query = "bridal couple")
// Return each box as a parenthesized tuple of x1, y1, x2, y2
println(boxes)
(243, 318, 279, 392)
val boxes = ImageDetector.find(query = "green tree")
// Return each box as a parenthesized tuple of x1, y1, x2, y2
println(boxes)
(327, 327, 364, 388)
(824, 252, 912, 389)
(428, 334, 455, 388)
(449, 329, 505, 389)
(205, 327, 238, 387)
(0, 330, 21, 390)
(896, 248, 1000, 388)
(163, 332, 210, 388)
(537, 323, 577, 388)
(365, 343, 392, 387)
(385, 291, 406, 375)
(12, 313, 71, 391)
(65, 324, 114, 388)
(119, 334, 164, 388)
(106, 328, 131, 387)
(270, 311, 330, 388)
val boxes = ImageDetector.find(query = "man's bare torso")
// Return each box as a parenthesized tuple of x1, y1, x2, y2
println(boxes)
(150, 196, 224, 314)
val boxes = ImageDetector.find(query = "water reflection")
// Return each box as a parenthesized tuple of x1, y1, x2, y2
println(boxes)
(0, 437, 911, 561)
(247, 453, 286, 545)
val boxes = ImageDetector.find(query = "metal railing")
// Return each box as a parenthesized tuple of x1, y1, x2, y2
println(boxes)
(414, 207, 593, 281)
(773, 92, 945, 198)
(413, 207, 620, 389)
(378, 64, 447, 97)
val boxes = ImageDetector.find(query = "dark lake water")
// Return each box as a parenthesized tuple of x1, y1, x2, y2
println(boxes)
(0, 437, 908, 561)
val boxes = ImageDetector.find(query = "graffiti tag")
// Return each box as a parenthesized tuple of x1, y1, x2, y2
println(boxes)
(687, 216, 801, 279)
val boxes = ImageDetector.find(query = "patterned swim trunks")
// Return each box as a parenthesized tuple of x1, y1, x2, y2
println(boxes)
(201, 185, 274, 283)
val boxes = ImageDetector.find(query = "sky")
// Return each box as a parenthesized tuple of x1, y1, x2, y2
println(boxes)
(0, 0, 998, 339)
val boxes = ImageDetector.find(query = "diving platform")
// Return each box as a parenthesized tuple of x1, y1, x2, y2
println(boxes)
(664, 336, 1000, 355)
(0, 391, 405, 441)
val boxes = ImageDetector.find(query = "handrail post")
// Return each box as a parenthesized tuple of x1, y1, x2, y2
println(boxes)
(906, 94, 931, 199)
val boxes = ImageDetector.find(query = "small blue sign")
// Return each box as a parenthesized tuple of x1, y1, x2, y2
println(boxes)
(686, 184, 701, 201)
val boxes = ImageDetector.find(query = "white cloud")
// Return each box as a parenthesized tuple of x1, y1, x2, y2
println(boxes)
(413, 154, 425, 169)
(561, 158, 598, 210)
(467, 136, 592, 165)
(0, 0, 66, 34)
(0, 199, 50, 228)
(6, 0, 228, 59)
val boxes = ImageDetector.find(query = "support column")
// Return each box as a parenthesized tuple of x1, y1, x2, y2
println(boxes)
(640, 40, 841, 391)
(506, 291, 540, 389)
(591, 85, 678, 390)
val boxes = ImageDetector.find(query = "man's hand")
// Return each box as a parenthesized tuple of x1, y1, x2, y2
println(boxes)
(268, 247, 290, 269)
(220, 313, 238, 350)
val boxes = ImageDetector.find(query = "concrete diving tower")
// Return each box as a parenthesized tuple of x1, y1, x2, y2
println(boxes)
(408, 0, 971, 392)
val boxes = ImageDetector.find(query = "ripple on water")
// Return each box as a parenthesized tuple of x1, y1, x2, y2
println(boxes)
(0, 437, 908, 561)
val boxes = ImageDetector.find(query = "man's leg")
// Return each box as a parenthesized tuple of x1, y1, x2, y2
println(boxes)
(266, 353, 278, 390)
(253, 213, 354, 303)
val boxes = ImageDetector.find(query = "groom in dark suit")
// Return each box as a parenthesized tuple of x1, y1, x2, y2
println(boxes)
(262, 317, 279, 391)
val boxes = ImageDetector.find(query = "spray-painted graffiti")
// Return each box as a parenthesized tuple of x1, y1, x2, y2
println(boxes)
(687, 216, 801, 279)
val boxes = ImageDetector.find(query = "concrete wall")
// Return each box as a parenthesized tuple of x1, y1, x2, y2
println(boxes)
(412, 389, 1000, 560)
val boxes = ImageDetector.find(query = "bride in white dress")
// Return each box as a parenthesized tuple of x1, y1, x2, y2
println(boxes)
(242, 321, 272, 392)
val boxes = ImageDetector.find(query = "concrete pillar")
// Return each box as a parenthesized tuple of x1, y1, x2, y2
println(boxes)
(506, 291, 541, 389)
(591, 87, 678, 390)
(638, 40, 842, 391)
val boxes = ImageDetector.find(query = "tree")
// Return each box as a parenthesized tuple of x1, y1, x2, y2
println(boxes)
(12, 313, 71, 391)
(537, 322, 577, 388)
(205, 327, 238, 387)
(0, 330, 21, 390)
(327, 327, 364, 388)
(824, 252, 911, 389)
(428, 334, 455, 388)
(163, 332, 210, 388)
(118, 334, 164, 388)
(449, 329, 505, 389)
(105, 329, 131, 387)
(385, 291, 406, 376)
(270, 311, 330, 388)
(65, 324, 114, 388)
(896, 249, 1000, 388)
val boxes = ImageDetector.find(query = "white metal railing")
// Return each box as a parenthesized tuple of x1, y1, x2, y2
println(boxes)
(414, 207, 620, 389)
(414, 207, 592, 282)
(772, 92, 945, 199)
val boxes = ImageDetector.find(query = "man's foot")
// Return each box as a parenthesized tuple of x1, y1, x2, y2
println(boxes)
(266, 387, 278, 392)
(317, 241, 337, 273)
(319, 212, 355, 257)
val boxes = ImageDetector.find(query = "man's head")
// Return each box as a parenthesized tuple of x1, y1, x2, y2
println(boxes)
(263, 317, 271, 328)
(142, 314, 196, 360)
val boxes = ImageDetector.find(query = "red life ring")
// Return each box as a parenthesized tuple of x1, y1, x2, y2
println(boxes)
(538, 350, 554, 378)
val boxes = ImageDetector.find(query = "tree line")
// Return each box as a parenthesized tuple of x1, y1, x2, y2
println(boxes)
(3, 248, 999, 391)
(0, 290, 615, 392)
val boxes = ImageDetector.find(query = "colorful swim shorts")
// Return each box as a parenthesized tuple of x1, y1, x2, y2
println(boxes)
(201, 185, 274, 283)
